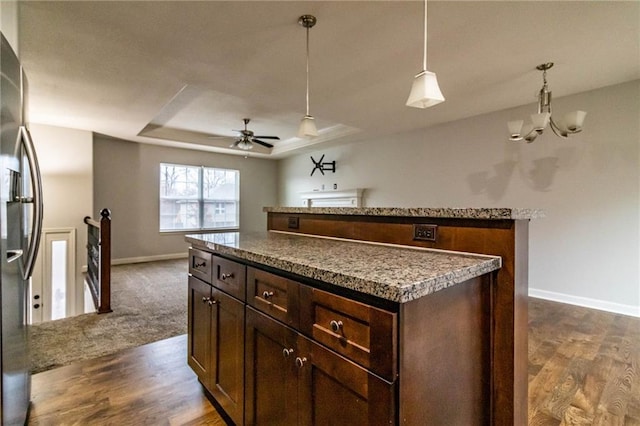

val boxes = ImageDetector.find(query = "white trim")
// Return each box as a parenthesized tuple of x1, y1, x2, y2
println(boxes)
(529, 288, 640, 318)
(300, 188, 364, 208)
(111, 252, 188, 265)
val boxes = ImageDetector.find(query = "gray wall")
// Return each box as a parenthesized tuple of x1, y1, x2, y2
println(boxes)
(94, 136, 278, 261)
(277, 80, 640, 317)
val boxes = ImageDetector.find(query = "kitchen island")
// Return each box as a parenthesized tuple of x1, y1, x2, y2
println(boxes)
(186, 207, 539, 425)
(264, 206, 541, 425)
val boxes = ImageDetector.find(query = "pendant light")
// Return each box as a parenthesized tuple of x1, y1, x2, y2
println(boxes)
(298, 15, 318, 138)
(406, 0, 444, 108)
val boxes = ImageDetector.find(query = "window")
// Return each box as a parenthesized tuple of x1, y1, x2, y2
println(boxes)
(159, 163, 239, 232)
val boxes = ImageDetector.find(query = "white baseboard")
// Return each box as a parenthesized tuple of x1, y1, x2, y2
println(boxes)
(529, 288, 640, 318)
(111, 253, 188, 265)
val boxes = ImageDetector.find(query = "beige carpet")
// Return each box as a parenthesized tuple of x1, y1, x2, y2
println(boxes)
(29, 259, 187, 373)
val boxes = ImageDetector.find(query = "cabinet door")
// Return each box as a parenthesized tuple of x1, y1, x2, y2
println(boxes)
(245, 307, 299, 426)
(296, 335, 397, 426)
(187, 275, 212, 381)
(209, 288, 245, 426)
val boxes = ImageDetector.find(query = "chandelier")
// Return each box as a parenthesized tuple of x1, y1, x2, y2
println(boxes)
(508, 62, 586, 143)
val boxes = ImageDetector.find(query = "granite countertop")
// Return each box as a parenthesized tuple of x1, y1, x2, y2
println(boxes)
(186, 231, 501, 303)
(263, 206, 544, 220)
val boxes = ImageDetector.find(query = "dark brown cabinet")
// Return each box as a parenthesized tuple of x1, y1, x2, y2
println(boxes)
(247, 267, 299, 328)
(188, 250, 246, 425)
(244, 307, 299, 425)
(245, 307, 396, 426)
(299, 285, 397, 382)
(188, 244, 490, 425)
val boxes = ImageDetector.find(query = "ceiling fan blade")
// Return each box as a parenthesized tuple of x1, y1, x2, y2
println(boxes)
(252, 139, 274, 148)
(253, 135, 280, 140)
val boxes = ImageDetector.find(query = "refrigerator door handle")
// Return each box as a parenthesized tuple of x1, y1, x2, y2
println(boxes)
(7, 249, 23, 263)
(20, 125, 43, 280)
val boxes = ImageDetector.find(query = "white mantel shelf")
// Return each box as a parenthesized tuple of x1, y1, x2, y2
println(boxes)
(299, 188, 364, 208)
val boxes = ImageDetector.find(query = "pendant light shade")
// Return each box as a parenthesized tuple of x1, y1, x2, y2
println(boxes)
(406, 70, 445, 108)
(298, 115, 318, 138)
(406, 0, 444, 109)
(298, 15, 318, 138)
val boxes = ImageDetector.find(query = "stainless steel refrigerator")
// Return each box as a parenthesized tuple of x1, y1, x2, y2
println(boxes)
(0, 33, 43, 425)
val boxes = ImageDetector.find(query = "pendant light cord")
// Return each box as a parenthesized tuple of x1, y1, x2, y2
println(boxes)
(305, 25, 310, 116)
(423, 0, 427, 71)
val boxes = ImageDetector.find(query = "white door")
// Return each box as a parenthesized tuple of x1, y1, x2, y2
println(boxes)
(30, 228, 76, 323)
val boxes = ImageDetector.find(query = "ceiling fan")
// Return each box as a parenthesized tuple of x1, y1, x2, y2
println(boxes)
(213, 118, 280, 150)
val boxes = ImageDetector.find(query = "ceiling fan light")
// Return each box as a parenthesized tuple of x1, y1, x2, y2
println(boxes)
(406, 70, 445, 109)
(237, 139, 253, 150)
(563, 110, 587, 132)
(298, 115, 318, 138)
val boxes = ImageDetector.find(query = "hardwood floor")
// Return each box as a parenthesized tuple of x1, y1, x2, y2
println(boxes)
(29, 298, 639, 425)
(528, 298, 640, 425)
(28, 335, 227, 425)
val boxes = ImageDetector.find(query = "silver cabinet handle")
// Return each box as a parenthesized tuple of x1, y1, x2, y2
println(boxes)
(221, 272, 234, 280)
(262, 291, 274, 299)
(282, 348, 294, 358)
(330, 320, 343, 333)
(202, 296, 210, 303)
(20, 126, 43, 281)
(295, 357, 307, 368)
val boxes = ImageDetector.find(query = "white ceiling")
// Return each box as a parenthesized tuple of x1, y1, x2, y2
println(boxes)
(19, 1, 640, 159)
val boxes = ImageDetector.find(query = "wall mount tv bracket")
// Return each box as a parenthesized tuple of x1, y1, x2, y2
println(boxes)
(310, 155, 336, 176)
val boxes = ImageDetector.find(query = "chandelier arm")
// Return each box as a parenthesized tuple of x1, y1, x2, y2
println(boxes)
(549, 117, 568, 139)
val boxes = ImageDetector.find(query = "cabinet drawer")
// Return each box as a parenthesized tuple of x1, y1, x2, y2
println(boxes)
(189, 248, 212, 283)
(300, 286, 397, 381)
(247, 267, 300, 328)
(213, 256, 246, 301)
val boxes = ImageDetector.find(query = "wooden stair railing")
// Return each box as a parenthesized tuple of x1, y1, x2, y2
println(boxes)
(84, 208, 112, 314)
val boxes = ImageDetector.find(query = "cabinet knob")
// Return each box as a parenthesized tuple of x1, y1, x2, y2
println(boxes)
(208, 299, 218, 306)
(330, 320, 343, 333)
(282, 348, 294, 358)
(202, 296, 210, 304)
(262, 291, 274, 300)
(194, 261, 206, 268)
(295, 356, 307, 368)
(221, 272, 234, 280)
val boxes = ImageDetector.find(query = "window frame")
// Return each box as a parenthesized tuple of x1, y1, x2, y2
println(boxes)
(159, 163, 240, 233)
